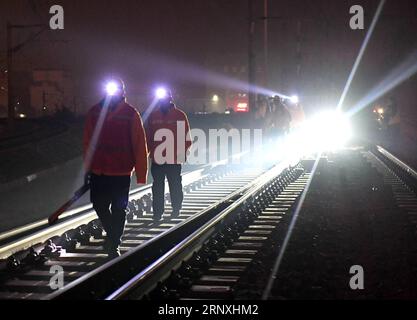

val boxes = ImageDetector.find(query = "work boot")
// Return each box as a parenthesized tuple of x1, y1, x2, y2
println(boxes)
(103, 239, 121, 259)
(171, 209, 180, 219)
(108, 247, 121, 259)
(153, 212, 163, 222)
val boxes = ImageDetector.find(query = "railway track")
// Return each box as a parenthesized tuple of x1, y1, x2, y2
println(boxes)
(101, 146, 417, 301)
(105, 162, 311, 300)
(0, 160, 269, 299)
(1, 145, 416, 300)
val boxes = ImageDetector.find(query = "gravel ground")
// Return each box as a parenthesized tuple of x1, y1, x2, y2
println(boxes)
(269, 150, 417, 299)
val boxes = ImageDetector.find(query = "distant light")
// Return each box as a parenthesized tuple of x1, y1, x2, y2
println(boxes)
(42, 106, 47, 111)
(106, 81, 119, 96)
(155, 87, 168, 99)
(377, 108, 384, 115)
(18, 113, 26, 118)
(212, 94, 219, 103)
(289, 95, 299, 104)
(299, 110, 352, 152)
(235, 102, 249, 113)
(225, 110, 231, 114)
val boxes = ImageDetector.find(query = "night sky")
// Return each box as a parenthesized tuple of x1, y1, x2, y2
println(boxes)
(0, 0, 416, 115)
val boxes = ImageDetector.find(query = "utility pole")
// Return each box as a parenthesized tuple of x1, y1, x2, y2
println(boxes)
(248, 0, 256, 113)
(6, 22, 14, 129)
(263, 0, 268, 87)
(42, 90, 46, 109)
(248, 0, 270, 112)
(296, 19, 302, 84)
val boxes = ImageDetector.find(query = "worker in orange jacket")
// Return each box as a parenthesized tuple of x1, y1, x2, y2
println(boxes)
(145, 88, 192, 221)
(83, 78, 148, 257)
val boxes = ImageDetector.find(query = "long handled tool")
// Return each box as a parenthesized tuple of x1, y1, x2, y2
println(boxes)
(48, 183, 90, 225)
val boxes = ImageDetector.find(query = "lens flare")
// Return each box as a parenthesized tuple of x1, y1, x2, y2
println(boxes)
(348, 51, 417, 118)
(337, 0, 386, 111)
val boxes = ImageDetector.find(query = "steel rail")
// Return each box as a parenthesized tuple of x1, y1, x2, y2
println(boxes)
(106, 161, 292, 300)
(376, 145, 417, 180)
(107, 145, 417, 300)
(0, 165, 210, 260)
(46, 164, 275, 299)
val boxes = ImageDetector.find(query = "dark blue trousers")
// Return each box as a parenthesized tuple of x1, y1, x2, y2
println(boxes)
(90, 174, 130, 247)
(151, 163, 183, 216)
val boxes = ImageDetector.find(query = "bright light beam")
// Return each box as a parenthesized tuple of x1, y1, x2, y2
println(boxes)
(142, 98, 159, 123)
(80, 96, 112, 185)
(337, 0, 386, 111)
(201, 68, 291, 99)
(261, 154, 321, 300)
(347, 51, 417, 117)
(129, 51, 292, 100)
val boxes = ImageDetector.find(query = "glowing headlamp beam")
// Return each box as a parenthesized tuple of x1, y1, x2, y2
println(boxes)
(337, 0, 386, 111)
(80, 95, 113, 188)
(348, 51, 417, 118)
(290, 95, 299, 104)
(155, 87, 168, 99)
(105, 81, 119, 96)
(142, 99, 158, 123)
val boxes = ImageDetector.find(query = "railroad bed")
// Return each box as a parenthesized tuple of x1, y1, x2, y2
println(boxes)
(0, 162, 269, 299)
(1, 145, 416, 300)
(103, 146, 417, 300)
(268, 148, 417, 299)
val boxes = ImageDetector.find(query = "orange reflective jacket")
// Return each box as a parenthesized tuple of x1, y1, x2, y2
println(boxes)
(83, 99, 148, 184)
(145, 105, 192, 165)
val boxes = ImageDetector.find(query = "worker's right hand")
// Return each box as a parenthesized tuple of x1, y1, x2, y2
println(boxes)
(84, 172, 92, 185)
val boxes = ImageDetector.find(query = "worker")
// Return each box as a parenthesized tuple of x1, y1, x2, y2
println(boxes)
(83, 78, 148, 258)
(145, 88, 192, 221)
(286, 101, 305, 130)
(253, 96, 268, 130)
(266, 96, 291, 138)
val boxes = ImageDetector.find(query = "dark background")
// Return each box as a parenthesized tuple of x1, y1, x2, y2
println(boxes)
(0, 0, 416, 114)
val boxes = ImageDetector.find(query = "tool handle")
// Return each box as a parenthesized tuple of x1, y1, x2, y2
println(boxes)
(48, 184, 90, 225)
